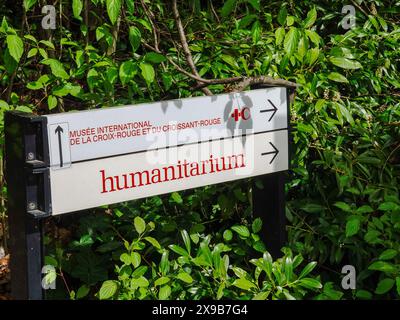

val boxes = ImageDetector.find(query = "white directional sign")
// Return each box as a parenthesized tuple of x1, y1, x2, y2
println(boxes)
(49, 130, 288, 215)
(40, 87, 290, 215)
(45, 87, 288, 169)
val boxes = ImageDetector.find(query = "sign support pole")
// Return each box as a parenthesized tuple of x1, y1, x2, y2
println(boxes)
(5, 112, 51, 300)
(251, 85, 293, 258)
(253, 173, 287, 259)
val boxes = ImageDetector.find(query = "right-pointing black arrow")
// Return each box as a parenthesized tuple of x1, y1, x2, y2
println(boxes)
(261, 142, 279, 164)
(260, 99, 278, 122)
(55, 125, 64, 167)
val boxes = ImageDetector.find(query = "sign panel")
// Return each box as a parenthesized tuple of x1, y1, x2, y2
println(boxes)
(49, 130, 288, 215)
(45, 87, 288, 168)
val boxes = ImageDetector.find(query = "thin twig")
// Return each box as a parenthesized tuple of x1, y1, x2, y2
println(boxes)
(84, 0, 89, 47)
(209, 0, 220, 23)
(350, 0, 369, 17)
(140, 0, 160, 51)
(172, 0, 212, 96)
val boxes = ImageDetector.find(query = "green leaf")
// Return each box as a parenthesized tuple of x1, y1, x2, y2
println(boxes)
(128, 26, 141, 53)
(299, 262, 317, 278)
(298, 278, 322, 290)
(286, 16, 295, 27)
(221, 0, 236, 17)
(303, 7, 317, 28)
(27, 48, 38, 58)
(72, 0, 83, 19)
(252, 241, 266, 253)
(396, 277, 400, 296)
(284, 27, 299, 57)
(375, 278, 395, 295)
(44, 256, 58, 268)
(27, 81, 43, 90)
(356, 205, 374, 214)
(307, 47, 320, 65)
(131, 252, 141, 268)
(217, 282, 225, 300)
(328, 72, 349, 83)
(170, 192, 183, 204)
(252, 291, 269, 300)
(15, 106, 32, 113)
(76, 285, 90, 299)
(140, 62, 155, 84)
(330, 57, 362, 70)
(98, 280, 118, 300)
(368, 261, 397, 273)
(300, 203, 325, 213)
(145, 52, 166, 64)
(176, 272, 193, 284)
(364, 230, 382, 244)
(232, 278, 257, 291)
(378, 202, 399, 211)
(131, 276, 149, 288)
(134, 216, 146, 235)
(162, 73, 172, 90)
(7, 35, 24, 63)
(275, 27, 285, 46)
(168, 244, 189, 257)
(356, 290, 372, 300)
(305, 30, 320, 45)
(252, 218, 262, 233)
(106, 0, 122, 25)
(144, 236, 161, 250)
(154, 277, 170, 286)
(24, 0, 38, 11)
(43, 268, 57, 287)
(221, 54, 238, 68)
(159, 285, 171, 300)
(284, 256, 294, 282)
(277, 5, 287, 26)
(334, 201, 352, 212)
(120, 253, 131, 265)
(181, 230, 191, 255)
(47, 95, 57, 110)
(346, 216, 361, 237)
(132, 266, 148, 279)
(223, 229, 233, 241)
(239, 14, 256, 28)
(246, 0, 260, 11)
(315, 99, 326, 112)
(379, 249, 397, 261)
(160, 251, 170, 275)
(42, 59, 69, 80)
(119, 61, 137, 85)
(251, 21, 261, 44)
(39, 40, 55, 49)
(231, 225, 250, 238)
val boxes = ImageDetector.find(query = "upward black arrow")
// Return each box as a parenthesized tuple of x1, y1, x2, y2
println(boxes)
(261, 142, 279, 164)
(260, 99, 278, 122)
(55, 125, 64, 167)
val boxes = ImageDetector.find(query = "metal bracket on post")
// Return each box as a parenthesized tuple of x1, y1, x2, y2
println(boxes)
(4, 111, 51, 300)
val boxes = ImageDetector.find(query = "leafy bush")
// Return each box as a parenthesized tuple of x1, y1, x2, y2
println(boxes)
(1, 1, 399, 300)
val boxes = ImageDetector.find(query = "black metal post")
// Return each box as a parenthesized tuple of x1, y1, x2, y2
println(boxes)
(4, 111, 51, 300)
(253, 173, 287, 259)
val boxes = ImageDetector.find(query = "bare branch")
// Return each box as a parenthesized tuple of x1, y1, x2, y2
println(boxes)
(140, 0, 160, 52)
(172, 0, 212, 96)
(350, 0, 369, 17)
(229, 76, 299, 92)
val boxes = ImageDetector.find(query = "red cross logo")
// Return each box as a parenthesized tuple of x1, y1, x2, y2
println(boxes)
(231, 107, 251, 122)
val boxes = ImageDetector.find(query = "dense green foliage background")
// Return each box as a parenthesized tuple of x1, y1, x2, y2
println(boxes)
(0, 0, 399, 299)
